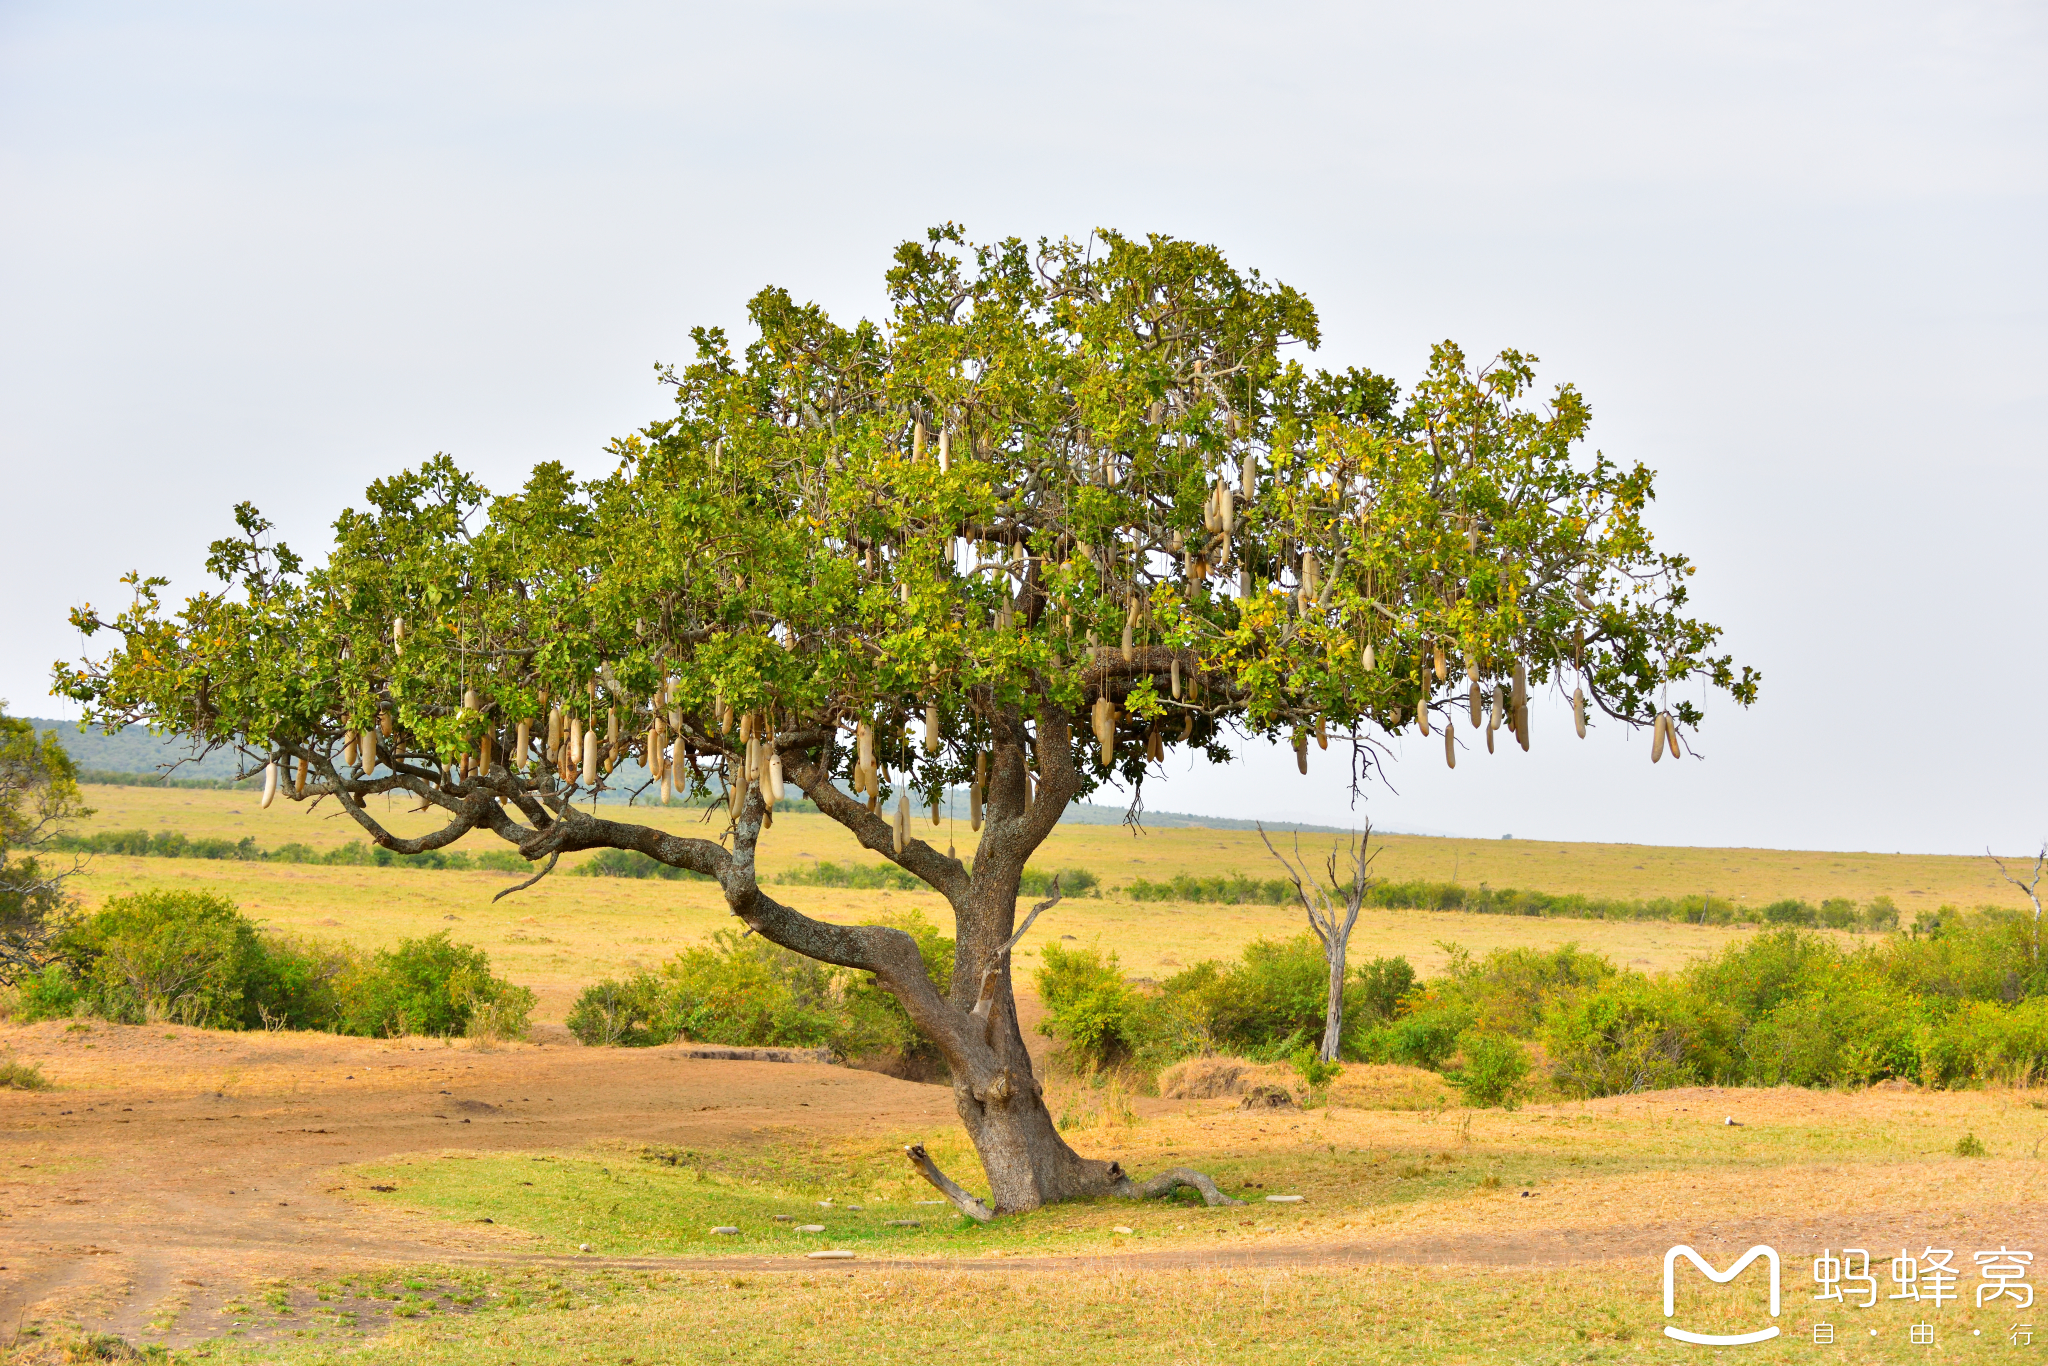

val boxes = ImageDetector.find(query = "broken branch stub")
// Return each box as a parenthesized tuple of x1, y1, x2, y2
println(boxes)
(903, 1144, 994, 1223)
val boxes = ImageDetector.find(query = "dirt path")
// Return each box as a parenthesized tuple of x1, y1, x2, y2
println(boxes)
(7, 1021, 2048, 1353)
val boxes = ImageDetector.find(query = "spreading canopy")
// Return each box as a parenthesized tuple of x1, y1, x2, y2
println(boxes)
(55, 227, 1756, 1213)
(60, 228, 1754, 834)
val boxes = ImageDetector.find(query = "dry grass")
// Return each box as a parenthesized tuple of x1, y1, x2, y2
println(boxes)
(53, 786, 2036, 1023)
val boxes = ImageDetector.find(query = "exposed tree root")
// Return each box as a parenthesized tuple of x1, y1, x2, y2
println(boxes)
(906, 1144, 1244, 1219)
(1111, 1166, 1245, 1207)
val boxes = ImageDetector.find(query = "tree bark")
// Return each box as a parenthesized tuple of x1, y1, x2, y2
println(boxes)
(1320, 934, 1347, 1064)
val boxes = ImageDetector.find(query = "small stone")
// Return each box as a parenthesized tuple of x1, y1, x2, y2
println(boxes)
(884, 1220, 921, 1228)
(710, 1226, 739, 1235)
(817, 1200, 834, 1207)
(806, 1250, 855, 1260)
(578, 1243, 591, 1252)
(845, 1204, 863, 1211)
(1113, 1225, 1133, 1235)
(772, 1214, 794, 1222)
(1265, 1194, 1304, 1203)
(796, 1224, 825, 1233)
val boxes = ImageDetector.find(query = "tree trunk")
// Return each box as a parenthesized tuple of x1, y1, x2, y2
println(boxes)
(742, 708, 1237, 1216)
(1320, 935, 1346, 1063)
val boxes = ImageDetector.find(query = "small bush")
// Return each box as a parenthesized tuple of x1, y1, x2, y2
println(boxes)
(339, 932, 534, 1039)
(15, 962, 82, 1021)
(1019, 866, 1099, 897)
(1035, 944, 1142, 1069)
(566, 913, 954, 1070)
(1290, 1046, 1343, 1104)
(775, 860, 921, 891)
(58, 890, 268, 1028)
(1445, 1032, 1530, 1109)
(0, 1056, 50, 1090)
(1955, 1132, 1987, 1157)
(573, 849, 706, 880)
(474, 850, 533, 874)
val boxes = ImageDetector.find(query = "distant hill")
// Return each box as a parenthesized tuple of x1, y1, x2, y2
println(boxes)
(27, 718, 247, 782)
(24, 718, 1353, 834)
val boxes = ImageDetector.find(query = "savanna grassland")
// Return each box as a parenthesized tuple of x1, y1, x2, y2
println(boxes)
(50, 786, 2036, 1020)
(5, 786, 2046, 1364)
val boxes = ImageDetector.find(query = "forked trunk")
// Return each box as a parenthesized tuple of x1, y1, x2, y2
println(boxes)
(753, 714, 1239, 1218)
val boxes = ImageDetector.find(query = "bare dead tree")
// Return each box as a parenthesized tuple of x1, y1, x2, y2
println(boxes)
(1259, 820, 1377, 1062)
(1988, 841, 2046, 966)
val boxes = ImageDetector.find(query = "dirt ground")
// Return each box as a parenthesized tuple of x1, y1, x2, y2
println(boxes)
(7, 1019, 2048, 1357)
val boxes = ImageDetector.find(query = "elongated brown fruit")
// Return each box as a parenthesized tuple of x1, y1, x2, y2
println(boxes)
(582, 729, 599, 786)
(1433, 642, 1446, 682)
(1295, 732, 1308, 775)
(261, 761, 278, 809)
(293, 756, 307, 798)
(970, 780, 982, 832)
(392, 617, 406, 654)
(480, 731, 493, 773)
(1444, 722, 1455, 770)
(1316, 717, 1327, 750)
(1418, 703, 1430, 738)
(1469, 681, 1482, 728)
(1363, 641, 1376, 671)
(379, 709, 393, 738)
(1651, 714, 1666, 763)
(1572, 686, 1587, 738)
(343, 733, 357, 769)
(767, 749, 785, 803)
(1171, 658, 1181, 698)
(518, 720, 532, 771)
(930, 789, 941, 826)
(938, 427, 950, 474)
(925, 702, 941, 754)
(894, 793, 910, 854)
(361, 730, 379, 775)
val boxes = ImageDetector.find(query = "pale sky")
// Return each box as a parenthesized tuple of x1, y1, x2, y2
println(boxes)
(3, 2, 2042, 855)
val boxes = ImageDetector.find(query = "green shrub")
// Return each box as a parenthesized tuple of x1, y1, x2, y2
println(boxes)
(1035, 944, 1143, 1069)
(572, 849, 706, 880)
(1290, 1046, 1343, 1104)
(1761, 898, 1818, 926)
(565, 977, 664, 1047)
(25, 892, 525, 1039)
(0, 1056, 50, 1089)
(775, 860, 921, 891)
(474, 850, 533, 874)
(1542, 976, 1714, 1097)
(567, 914, 956, 1068)
(1020, 866, 1099, 897)
(1365, 1003, 1471, 1069)
(1445, 1032, 1530, 1109)
(1916, 997, 2048, 1087)
(1955, 1132, 1987, 1157)
(339, 932, 534, 1039)
(1125, 872, 1293, 905)
(1353, 956, 1417, 1022)
(15, 962, 81, 1021)
(58, 890, 269, 1027)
